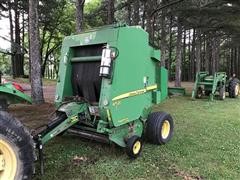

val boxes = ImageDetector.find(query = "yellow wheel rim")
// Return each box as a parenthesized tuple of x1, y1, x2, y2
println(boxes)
(235, 85, 239, 96)
(132, 141, 141, 155)
(161, 120, 170, 139)
(0, 139, 17, 180)
(223, 91, 226, 99)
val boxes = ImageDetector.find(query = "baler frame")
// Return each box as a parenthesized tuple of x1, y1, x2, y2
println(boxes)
(33, 24, 174, 174)
(0, 25, 174, 179)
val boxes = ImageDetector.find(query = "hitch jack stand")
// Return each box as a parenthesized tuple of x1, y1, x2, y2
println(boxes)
(39, 143, 44, 175)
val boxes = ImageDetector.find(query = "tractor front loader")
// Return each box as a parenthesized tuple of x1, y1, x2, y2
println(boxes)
(0, 25, 174, 180)
(192, 71, 239, 100)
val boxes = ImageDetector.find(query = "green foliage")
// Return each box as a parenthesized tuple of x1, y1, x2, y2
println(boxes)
(84, 0, 106, 28)
(38, 0, 107, 78)
(38, 0, 75, 77)
(0, 55, 11, 74)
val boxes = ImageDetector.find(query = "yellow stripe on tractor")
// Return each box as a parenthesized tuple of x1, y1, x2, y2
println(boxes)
(112, 84, 157, 102)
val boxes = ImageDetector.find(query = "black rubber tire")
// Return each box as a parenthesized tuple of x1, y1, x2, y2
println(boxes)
(146, 112, 174, 145)
(0, 98, 8, 111)
(0, 111, 34, 180)
(205, 90, 211, 96)
(229, 78, 240, 98)
(196, 87, 203, 99)
(219, 86, 226, 100)
(126, 136, 142, 159)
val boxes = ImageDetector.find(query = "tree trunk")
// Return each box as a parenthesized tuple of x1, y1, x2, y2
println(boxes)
(145, 0, 155, 43)
(132, 0, 140, 25)
(195, 29, 201, 73)
(230, 48, 234, 75)
(8, 1, 15, 78)
(211, 36, 220, 74)
(41, 32, 53, 76)
(205, 33, 211, 72)
(141, 2, 146, 29)
(212, 41, 216, 74)
(168, 15, 173, 79)
(182, 29, 186, 81)
(160, 9, 167, 67)
(76, 0, 85, 33)
(42, 43, 60, 77)
(190, 29, 196, 81)
(29, 0, 44, 104)
(13, 0, 24, 77)
(126, 3, 131, 25)
(175, 19, 183, 87)
(237, 47, 240, 77)
(188, 30, 191, 81)
(228, 48, 231, 76)
(107, 0, 114, 24)
(40, 26, 46, 64)
(233, 47, 237, 75)
(21, 10, 25, 74)
(215, 38, 221, 72)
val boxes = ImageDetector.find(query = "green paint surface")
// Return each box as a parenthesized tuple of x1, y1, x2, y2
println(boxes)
(0, 83, 32, 104)
(53, 25, 169, 147)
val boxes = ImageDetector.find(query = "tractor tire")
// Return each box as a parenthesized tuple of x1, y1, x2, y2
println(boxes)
(0, 111, 34, 180)
(146, 112, 174, 145)
(219, 86, 226, 100)
(229, 78, 240, 98)
(205, 90, 211, 96)
(196, 87, 203, 99)
(0, 99, 8, 111)
(126, 135, 142, 159)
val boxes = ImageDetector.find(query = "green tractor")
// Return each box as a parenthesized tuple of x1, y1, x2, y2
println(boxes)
(0, 75, 32, 110)
(0, 41, 32, 110)
(0, 25, 174, 179)
(192, 71, 239, 100)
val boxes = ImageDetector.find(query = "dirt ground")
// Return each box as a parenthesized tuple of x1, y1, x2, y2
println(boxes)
(19, 83, 56, 102)
(9, 103, 55, 130)
(8, 82, 56, 130)
(168, 81, 194, 93)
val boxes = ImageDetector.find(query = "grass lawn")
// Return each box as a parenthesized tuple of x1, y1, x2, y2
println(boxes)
(31, 94, 240, 180)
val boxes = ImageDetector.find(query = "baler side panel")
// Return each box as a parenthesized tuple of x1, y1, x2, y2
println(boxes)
(108, 27, 157, 127)
(160, 67, 168, 101)
(152, 66, 168, 104)
(55, 45, 73, 107)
